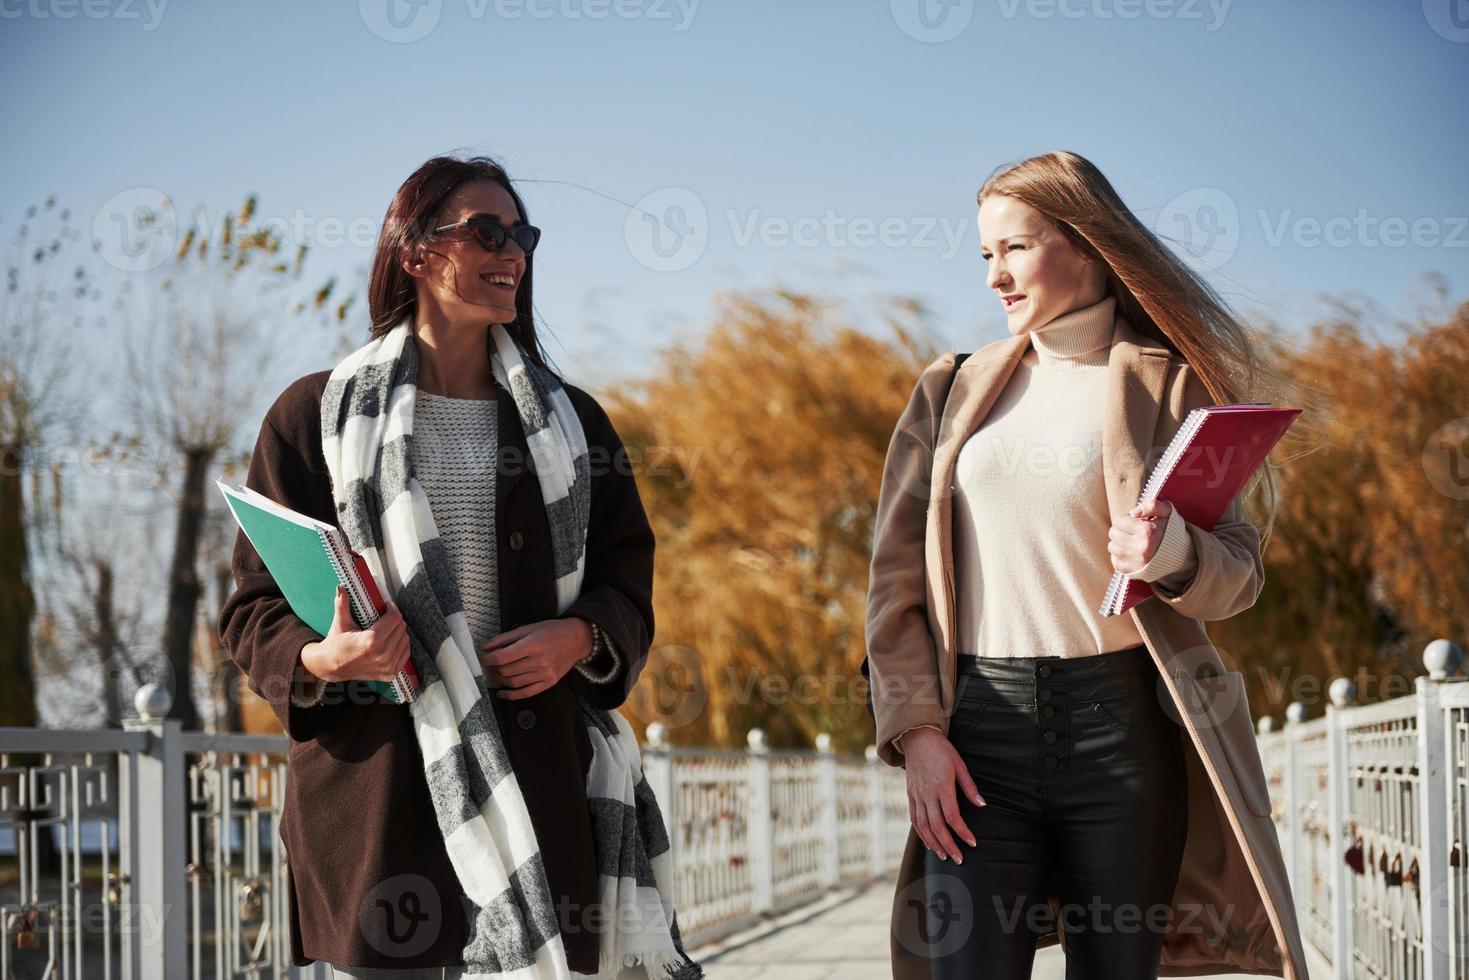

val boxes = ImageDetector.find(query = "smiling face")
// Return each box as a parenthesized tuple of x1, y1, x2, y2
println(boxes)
(977, 194, 1107, 336)
(407, 178, 528, 327)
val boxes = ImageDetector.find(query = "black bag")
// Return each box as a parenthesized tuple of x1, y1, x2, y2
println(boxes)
(860, 352, 970, 724)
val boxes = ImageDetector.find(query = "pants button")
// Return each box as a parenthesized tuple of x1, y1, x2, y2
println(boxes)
(1037, 665, 1053, 678)
(516, 709, 536, 730)
(1043, 730, 1058, 744)
(1043, 756, 1058, 770)
(1039, 689, 1052, 702)
(1042, 705, 1056, 719)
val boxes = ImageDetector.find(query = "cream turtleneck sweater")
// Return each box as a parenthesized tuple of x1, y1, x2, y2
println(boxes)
(949, 293, 1198, 660)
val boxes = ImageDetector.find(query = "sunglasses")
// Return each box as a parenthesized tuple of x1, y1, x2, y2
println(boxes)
(431, 216, 542, 255)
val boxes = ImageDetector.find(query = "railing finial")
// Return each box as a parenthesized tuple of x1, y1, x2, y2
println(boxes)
(1286, 701, 1307, 725)
(1423, 638, 1464, 680)
(1328, 676, 1356, 707)
(134, 682, 172, 722)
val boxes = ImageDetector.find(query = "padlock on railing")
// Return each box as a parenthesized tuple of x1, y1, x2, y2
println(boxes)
(1386, 853, 1403, 887)
(1345, 836, 1365, 875)
(240, 876, 266, 925)
(11, 906, 39, 950)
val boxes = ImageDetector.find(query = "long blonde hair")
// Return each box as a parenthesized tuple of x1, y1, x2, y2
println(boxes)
(978, 150, 1292, 551)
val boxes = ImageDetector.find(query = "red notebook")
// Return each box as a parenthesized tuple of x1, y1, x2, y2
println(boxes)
(1099, 403, 1302, 617)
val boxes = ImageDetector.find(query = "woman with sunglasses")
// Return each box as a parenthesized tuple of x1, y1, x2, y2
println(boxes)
(219, 155, 660, 978)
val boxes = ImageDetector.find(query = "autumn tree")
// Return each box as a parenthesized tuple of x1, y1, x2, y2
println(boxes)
(603, 289, 937, 751)
(113, 193, 345, 730)
(1226, 290, 1469, 717)
(0, 196, 97, 728)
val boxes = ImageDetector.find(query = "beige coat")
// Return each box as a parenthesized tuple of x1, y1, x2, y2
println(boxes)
(865, 312, 1310, 978)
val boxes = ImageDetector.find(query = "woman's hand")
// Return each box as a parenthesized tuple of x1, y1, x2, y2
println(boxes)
(480, 617, 594, 699)
(902, 728, 985, 864)
(301, 585, 412, 683)
(1106, 498, 1174, 575)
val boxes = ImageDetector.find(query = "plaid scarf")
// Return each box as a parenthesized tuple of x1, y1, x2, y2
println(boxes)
(320, 315, 702, 980)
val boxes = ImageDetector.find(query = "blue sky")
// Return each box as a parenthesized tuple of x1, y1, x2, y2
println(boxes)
(4, 0, 1467, 395)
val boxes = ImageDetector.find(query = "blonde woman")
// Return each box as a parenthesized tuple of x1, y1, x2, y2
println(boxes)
(865, 151, 1308, 979)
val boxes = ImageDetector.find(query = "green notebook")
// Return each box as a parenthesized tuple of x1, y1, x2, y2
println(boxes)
(217, 479, 418, 704)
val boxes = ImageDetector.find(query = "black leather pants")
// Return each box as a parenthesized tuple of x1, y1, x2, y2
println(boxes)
(920, 643, 1188, 980)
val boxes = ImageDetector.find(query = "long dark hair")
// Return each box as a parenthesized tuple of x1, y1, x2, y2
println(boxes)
(367, 154, 557, 374)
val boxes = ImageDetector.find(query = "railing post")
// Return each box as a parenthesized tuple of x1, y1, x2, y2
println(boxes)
(866, 745, 886, 879)
(1258, 715, 1288, 873)
(1326, 676, 1356, 980)
(1285, 701, 1307, 913)
(121, 684, 186, 980)
(746, 728, 773, 915)
(815, 734, 839, 890)
(642, 723, 678, 904)
(1418, 639, 1461, 980)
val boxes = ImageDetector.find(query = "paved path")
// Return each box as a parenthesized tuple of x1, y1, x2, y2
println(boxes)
(690, 880, 1332, 979)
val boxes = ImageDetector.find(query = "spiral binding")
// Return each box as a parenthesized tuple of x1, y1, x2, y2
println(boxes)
(317, 527, 370, 625)
(314, 527, 415, 704)
(1098, 406, 1209, 616)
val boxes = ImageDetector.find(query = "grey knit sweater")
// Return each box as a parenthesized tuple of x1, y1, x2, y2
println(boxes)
(950, 294, 1197, 660)
(413, 391, 504, 649)
(410, 390, 619, 681)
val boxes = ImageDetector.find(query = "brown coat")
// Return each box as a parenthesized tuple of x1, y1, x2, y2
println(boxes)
(866, 314, 1310, 978)
(218, 369, 655, 972)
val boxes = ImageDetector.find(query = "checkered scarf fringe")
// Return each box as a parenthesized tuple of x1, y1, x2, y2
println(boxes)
(319, 315, 702, 980)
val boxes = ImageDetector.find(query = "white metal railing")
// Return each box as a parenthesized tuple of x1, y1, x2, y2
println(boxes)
(1256, 639, 1469, 979)
(0, 717, 312, 980)
(0, 693, 909, 979)
(6, 637, 1467, 979)
(638, 727, 911, 948)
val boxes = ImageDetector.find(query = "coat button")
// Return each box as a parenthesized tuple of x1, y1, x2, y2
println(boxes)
(1042, 705, 1056, 719)
(1039, 689, 1052, 702)
(1043, 755, 1058, 770)
(1037, 665, 1053, 678)
(1043, 730, 1058, 744)
(508, 531, 524, 551)
(516, 709, 536, 730)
